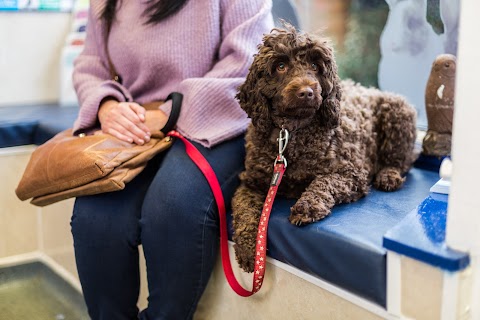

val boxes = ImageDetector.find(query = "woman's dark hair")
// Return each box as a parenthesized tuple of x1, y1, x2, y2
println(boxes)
(102, 0, 189, 26)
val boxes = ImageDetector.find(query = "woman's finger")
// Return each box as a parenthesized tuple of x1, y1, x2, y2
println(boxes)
(118, 103, 151, 138)
(103, 127, 134, 144)
(128, 103, 151, 135)
(102, 116, 146, 145)
(114, 119, 148, 145)
(129, 103, 146, 122)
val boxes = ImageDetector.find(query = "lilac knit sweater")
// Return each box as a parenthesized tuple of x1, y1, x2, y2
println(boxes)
(73, 0, 273, 147)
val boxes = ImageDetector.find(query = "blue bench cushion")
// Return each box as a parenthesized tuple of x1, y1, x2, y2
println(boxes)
(228, 167, 439, 307)
(0, 104, 78, 148)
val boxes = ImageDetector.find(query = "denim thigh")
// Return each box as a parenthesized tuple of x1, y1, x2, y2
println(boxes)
(139, 134, 245, 320)
(72, 134, 246, 320)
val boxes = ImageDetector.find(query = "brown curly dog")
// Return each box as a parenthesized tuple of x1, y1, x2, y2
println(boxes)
(231, 25, 417, 273)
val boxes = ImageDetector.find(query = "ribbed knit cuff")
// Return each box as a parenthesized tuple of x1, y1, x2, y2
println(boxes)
(158, 99, 172, 118)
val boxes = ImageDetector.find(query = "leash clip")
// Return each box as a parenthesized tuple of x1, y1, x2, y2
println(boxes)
(274, 127, 289, 168)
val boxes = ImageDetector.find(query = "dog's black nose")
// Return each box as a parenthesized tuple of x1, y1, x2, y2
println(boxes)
(296, 87, 314, 100)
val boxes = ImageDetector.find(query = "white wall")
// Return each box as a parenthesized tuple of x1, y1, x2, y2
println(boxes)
(0, 12, 71, 107)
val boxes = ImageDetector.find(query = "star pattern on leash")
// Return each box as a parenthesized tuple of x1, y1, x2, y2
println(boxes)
(252, 163, 286, 293)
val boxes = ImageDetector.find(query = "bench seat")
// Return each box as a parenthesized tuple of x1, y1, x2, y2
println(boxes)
(226, 167, 438, 306)
(1, 104, 440, 307)
(0, 104, 78, 148)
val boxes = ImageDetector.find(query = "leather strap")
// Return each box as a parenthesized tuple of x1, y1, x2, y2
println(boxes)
(105, 19, 121, 84)
(167, 131, 286, 296)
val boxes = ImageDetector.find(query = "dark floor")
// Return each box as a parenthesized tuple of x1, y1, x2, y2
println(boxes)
(0, 261, 89, 320)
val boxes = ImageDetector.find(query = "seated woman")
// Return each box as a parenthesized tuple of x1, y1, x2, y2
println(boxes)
(70, 0, 273, 319)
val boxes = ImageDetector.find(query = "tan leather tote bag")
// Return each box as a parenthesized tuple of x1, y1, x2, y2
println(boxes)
(15, 93, 182, 206)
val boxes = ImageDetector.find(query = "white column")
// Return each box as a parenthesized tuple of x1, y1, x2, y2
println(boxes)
(386, 252, 402, 317)
(446, 0, 480, 259)
(446, 1, 480, 319)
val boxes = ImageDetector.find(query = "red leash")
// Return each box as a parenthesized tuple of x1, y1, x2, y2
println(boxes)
(168, 129, 288, 296)
(250, 161, 286, 294)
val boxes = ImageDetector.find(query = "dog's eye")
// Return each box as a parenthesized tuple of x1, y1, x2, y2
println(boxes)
(311, 63, 318, 71)
(276, 62, 287, 73)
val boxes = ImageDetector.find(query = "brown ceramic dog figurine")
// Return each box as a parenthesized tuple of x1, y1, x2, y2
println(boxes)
(423, 54, 456, 156)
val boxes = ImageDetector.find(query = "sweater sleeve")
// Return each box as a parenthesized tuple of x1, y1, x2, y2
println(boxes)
(160, 0, 274, 147)
(72, 5, 133, 134)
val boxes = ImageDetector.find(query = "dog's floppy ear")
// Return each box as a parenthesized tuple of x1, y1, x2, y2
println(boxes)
(236, 45, 271, 129)
(236, 59, 263, 117)
(317, 41, 342, 129)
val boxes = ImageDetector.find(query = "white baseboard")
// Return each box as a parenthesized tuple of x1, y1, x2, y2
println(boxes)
(227, 241, 398, 320)
(0, 145, 35, 156)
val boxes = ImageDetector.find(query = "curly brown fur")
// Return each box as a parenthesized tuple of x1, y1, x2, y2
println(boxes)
(232, 25, 417, 272)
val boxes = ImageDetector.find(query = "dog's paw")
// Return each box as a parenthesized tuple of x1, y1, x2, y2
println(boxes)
(289, 199, 330, 226)
(233, 242, 255, 273)
(374, 167, 405, 191)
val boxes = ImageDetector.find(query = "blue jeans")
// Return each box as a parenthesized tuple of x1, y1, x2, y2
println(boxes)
(71, 135, 245, 320)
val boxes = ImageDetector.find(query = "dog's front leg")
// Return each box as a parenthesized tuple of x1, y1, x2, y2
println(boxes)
(289, 172, 368, 226)
(231, 183, 266, 273)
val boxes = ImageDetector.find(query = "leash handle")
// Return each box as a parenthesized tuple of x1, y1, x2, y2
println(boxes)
(167, 130, 285, 296)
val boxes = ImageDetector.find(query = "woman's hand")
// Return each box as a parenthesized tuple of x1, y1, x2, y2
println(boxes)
(98, 99, 152, 145)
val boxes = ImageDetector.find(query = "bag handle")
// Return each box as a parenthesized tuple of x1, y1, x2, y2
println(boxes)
(161, 93, 183, 134)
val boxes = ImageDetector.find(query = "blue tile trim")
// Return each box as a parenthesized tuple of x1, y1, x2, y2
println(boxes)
(383, 192, 470, 271)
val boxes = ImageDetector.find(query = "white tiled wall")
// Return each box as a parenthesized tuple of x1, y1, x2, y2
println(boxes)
(0, 13, 71, 107)
(0, 147, 39, 258)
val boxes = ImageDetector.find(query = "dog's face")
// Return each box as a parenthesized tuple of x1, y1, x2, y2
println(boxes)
(237, 26, 342, 131)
